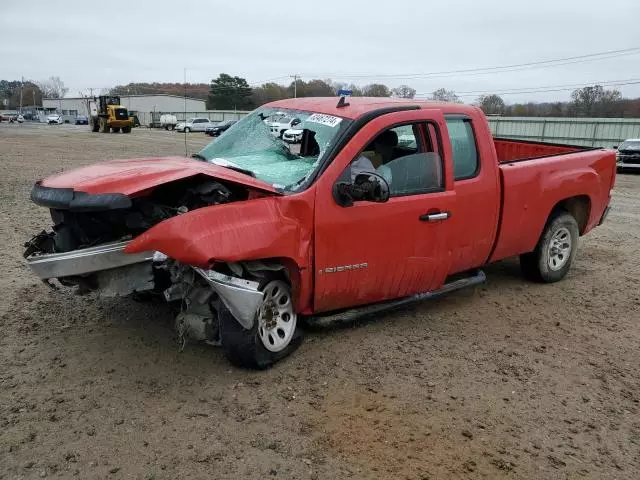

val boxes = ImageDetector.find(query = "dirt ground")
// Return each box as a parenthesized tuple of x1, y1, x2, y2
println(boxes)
(1, 123, 639, 480)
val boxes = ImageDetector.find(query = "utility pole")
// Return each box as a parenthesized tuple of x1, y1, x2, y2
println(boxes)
(290, 74, 299, 98)
(19, 76, 24, 113)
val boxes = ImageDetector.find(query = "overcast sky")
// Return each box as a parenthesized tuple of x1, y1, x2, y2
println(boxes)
(2, 0, 639, 103)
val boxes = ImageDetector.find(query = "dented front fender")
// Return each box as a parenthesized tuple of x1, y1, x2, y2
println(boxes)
(125, 194, 313, 270)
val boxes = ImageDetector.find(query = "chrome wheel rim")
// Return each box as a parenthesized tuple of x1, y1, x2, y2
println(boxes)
(257, 280, 296, 352)
(548, 227, 572, 271)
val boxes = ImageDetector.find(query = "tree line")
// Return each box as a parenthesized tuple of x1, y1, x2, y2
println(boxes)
(203, 73, 418, 110)
(0, 77, 68, 108)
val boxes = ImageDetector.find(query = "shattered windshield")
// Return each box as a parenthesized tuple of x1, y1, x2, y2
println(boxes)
(197, 107, 350, 190)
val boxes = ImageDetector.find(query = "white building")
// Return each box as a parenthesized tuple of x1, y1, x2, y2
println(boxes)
(43, 94, 207, 123)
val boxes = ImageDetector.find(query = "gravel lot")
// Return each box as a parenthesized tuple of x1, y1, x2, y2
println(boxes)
(1, 123, 639, 479)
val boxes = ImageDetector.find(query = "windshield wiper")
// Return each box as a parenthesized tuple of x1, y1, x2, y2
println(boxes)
(191, 153, 207, 161)
(221, 165, 256, 178)
(210, 158, 256, 178)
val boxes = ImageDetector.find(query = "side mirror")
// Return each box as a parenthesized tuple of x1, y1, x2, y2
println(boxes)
(612, 145, 618, 150)
(333, 172, 390, 207)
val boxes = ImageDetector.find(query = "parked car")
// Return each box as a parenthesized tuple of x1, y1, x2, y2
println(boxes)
(75, 115, 89, 125)
(47, 114, 63, 124)
(0, 113, 24, 123)
(282, 126, 303, 143)
(269, 116, 301, 138)
(205, 120, 237, 137)
(23, 98, 616, 369)
(616, 139, 640, 172)
(175, 117, 215, 133)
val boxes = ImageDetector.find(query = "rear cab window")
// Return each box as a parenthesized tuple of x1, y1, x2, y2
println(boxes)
(445, 117, 479, 180)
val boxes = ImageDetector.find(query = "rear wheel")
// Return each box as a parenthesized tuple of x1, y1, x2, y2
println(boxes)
(220, 279, 301, 369)
(184, 127, 191, 133)
(91, 119, 99, 132)
(520, 211, 579, 283)
(122, 126, 131, 133)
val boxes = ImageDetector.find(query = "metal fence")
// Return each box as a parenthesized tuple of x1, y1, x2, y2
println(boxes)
(486, 117, 640, 148)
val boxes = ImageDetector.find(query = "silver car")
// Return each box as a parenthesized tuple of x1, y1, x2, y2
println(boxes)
(617, 139, 640, 172)
(175, 117, 215, 133)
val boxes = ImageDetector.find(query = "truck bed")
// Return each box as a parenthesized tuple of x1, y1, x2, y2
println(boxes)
(494, 137, 591, 163)
(489, 147, 616, 263)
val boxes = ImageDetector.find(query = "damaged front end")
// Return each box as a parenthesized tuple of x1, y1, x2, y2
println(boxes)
(24, 173, 251, 296)
(22, 165, 287, 349)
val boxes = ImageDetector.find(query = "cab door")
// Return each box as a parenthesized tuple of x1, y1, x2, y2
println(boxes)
(313, 109, 456, 313)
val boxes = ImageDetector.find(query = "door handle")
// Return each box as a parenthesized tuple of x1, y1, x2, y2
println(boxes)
(419, 211, 450, 222)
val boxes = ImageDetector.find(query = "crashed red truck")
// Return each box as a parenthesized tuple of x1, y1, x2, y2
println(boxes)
(23, 97, 616, 368)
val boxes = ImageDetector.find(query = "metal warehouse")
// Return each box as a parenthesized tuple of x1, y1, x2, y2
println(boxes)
(42, 94, 206, 122)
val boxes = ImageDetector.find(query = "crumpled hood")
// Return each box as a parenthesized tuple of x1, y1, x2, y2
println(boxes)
(39, 156, 279, 196)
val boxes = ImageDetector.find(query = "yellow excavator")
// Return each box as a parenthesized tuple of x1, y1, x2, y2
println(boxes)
(88, 95, 132, 133)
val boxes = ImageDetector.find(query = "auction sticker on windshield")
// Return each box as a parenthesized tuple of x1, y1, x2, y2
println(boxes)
(306, 113, 342, 128)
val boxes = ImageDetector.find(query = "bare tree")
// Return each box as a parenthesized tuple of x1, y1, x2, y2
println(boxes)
(477, 94, 505, 115)
(431, 88, 460, 103)
(569, 85, 622, 117)
(391, 85, 416, 99)
(37, 76, 69, 99)
(362, 84, 391, 97)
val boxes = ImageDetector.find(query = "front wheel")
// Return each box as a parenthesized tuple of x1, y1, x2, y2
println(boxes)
(520, 211, 579, 283)
(184, 127, 190, 133)
(220, 280, 301, 369)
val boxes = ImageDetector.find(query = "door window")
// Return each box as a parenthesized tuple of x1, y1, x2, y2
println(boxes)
(342, 123, 443, 197)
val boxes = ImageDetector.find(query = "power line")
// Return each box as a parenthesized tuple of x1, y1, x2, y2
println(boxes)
(414, 78, 640, 96)
(414, 79, 640, 99)
(299, 47, 640, 80)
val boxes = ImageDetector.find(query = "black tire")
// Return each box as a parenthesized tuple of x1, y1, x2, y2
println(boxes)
(170, 125, 175, 131)
(91, 120, 99, 132)
(100, 118, 109, 133)
(219, 282, 302, 369)
(112, 127, 120, 133)
(122, 126, 131, 133)
(520, 210, 579, 283)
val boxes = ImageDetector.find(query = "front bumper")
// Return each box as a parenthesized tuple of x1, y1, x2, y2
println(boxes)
(26, 240, 154, 280)
(617, 161, 640, 170)
(193, 268, 263, 329)
(109, 120, 132, 128)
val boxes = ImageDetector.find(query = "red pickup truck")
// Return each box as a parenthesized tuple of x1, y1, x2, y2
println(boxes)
(24, 98, 616, 368)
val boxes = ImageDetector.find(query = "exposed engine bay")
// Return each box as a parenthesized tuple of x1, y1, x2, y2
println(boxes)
(25, 175, 243, 257)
